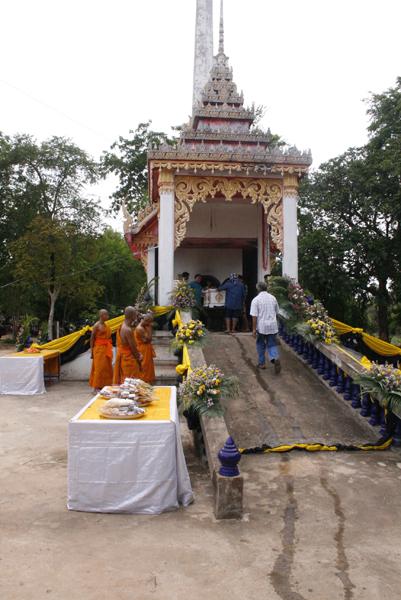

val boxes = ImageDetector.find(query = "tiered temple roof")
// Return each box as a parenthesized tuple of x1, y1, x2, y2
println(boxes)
(148, 5, 311, 176)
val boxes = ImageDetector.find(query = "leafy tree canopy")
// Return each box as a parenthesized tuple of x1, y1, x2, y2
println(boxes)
(299, 77, 401, 340)
(102, 121, 175, 215)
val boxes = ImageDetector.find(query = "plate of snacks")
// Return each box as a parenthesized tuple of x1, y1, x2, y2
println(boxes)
(99, 399, 146, 420)
(121, 378, 156, 406)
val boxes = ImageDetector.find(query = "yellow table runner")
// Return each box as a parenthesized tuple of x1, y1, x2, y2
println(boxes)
(11, 349, 60, 360)
(79, 386, 171, 421)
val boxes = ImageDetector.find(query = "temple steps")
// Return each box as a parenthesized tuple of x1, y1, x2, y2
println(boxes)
(153, 332, 178, 387)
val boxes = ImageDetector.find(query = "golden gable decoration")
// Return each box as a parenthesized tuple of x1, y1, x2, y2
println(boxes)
(174, 176, 283, 250)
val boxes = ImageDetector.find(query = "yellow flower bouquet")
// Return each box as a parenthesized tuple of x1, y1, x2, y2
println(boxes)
(173, 319, 207, 349)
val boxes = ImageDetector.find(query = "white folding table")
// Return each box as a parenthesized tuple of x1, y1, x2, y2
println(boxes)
(67, 386, 193, 514)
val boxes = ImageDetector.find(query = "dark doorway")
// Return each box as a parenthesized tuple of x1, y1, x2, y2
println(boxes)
(154, 247, 159, 305)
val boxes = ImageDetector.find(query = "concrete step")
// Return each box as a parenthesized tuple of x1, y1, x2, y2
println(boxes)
(153, 338, 174, 347)
(154, 377, 178, 387)
(154, 359, 178, 368)
(153, 345, 177, 360)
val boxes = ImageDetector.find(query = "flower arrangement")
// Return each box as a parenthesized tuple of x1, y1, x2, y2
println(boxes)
(174, 319, 207, 348)
(355, 363, 401, 416)
(305, 300, 331, 324)
(170, 281, 196, 310)
(297, 317, 338, 345)
(288, 281, 309, 318)
(178, 364, 238, 417)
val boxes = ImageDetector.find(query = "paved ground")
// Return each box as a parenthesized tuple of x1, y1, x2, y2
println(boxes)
(2, 352, 401, 599)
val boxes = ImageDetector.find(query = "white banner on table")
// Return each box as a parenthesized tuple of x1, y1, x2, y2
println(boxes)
(0, 355, 45, 395)
(67, 387, 193, 515)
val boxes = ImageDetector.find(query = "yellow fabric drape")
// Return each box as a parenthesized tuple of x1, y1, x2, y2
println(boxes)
(176, 344, 192, 376)
(172, 310, 183, 330)
(31, 306, 174, 356)
(151, 305, 174, 317)
(331, 318, 401, 357)
(331, 318, 363, 336)
(174, 310, 192, 377)
(32, 326, 92, 354)
(361, 332, 401, 357)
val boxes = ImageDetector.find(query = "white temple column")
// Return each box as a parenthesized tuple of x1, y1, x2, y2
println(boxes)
(257, 204, 265, 282)
(158, 170, 175, 306)
(193, 0, 214, 109)
(282, 174, 299, 281)
(147, 247, 156, 284)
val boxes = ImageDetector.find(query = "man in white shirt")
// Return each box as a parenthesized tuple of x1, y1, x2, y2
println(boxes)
(250, 281, 281, 374)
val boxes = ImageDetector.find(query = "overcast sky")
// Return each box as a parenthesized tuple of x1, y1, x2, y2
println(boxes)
(1, 0, 400, 224)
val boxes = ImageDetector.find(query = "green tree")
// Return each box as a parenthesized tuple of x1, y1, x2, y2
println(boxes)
(299, 78, 401, 340)
(0, 134, 101, 328)
(102, 121, 175, 215)
(11, 217, 103, 339)
(93, 229, 146, 311)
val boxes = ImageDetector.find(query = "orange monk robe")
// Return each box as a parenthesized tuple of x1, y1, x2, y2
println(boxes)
(134, 328, 155, 384)
(113, 329, 142, 385)
(89, 324, 113, 388)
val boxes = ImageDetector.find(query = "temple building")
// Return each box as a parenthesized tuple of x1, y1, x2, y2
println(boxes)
(124, 0, 312, 305)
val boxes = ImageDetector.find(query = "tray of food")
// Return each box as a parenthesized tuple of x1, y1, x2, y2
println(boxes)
(99, 398, 146, 420)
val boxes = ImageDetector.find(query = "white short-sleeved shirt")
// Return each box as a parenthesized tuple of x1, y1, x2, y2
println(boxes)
(250, 291, 279, 335)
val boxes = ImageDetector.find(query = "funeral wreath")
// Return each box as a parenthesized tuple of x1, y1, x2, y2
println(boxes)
(179, 364, 238, 417)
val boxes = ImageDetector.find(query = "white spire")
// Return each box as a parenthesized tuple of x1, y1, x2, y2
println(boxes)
(192, 0, 214, 109)
(218, 0, 224, 54)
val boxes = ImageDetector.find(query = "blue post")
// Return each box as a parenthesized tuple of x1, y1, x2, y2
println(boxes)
(296, 336, 303, 354)
(369, 401, 381, 426)
(360, 393, 371, 417)
(323, 357, 331, 380)
(307, 345, 315, 365)
(343, 376, 352, 401)
(379, 408, 389, 438)
(317, 353, 326, 376)
(302, 341, 309, 359)
(351, 383, 361, 408)
(329, 363, 338, 387)
(393, 418, 401, 447)
(336, 370, 344, 394)
(218, 436, 241, 477)
(312, 349, 320, 370)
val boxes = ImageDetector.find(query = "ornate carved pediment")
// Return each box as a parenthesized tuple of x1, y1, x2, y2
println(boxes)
(128, 219, 158, 268)
(174, 176, 283, 251)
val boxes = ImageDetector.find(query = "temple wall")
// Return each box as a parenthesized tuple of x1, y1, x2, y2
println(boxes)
(174, 248, 242, 284)
(185, 203, 258, 238)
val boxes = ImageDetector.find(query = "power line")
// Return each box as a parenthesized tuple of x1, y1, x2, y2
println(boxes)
(0, 79, 110, 143)
(0, 254, 134, 291)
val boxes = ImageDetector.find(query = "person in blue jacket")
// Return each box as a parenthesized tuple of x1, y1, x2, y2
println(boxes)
(218, 273, 245, 333)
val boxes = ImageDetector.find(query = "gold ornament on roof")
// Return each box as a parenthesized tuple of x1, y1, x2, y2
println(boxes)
(174, 176, 283, 250)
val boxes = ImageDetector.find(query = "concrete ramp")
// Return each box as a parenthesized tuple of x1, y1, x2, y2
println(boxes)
(203, 333, 380, 450)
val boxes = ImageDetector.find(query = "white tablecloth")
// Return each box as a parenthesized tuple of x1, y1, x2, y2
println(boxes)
(0, 355, 45, 395)
(67, 386, 193, 514)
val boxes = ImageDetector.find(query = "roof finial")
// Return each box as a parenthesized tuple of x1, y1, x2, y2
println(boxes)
(218, 0, 224, 54)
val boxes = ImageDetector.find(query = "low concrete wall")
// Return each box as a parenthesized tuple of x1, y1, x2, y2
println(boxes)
(187, 345, 243, 519)
(61, 349, 117, 381)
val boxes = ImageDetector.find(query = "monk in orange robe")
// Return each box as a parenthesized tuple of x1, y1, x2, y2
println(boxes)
(113, 306, 143, 385)
(135, 313, 156, 384)
(89, 309, 113, 390)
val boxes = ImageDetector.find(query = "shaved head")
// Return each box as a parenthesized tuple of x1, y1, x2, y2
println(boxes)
(99, 309, 109, 322)
(124, 306, 138, 321)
